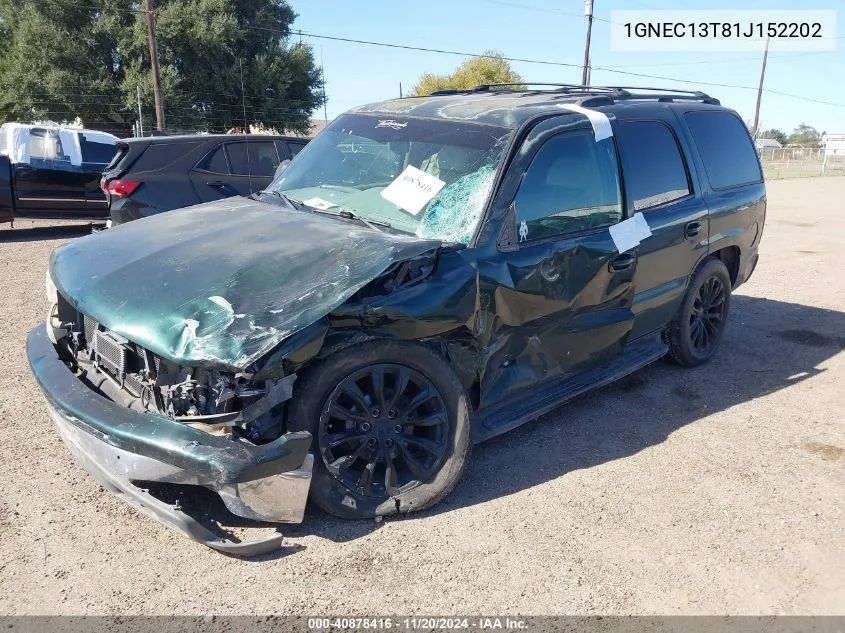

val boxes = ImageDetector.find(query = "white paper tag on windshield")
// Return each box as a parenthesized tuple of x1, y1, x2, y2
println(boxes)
(558, 104, 613, 142)
(609, 212, 652, 253)
(380, 165, 446, 215)
(303, 197, 336, 210)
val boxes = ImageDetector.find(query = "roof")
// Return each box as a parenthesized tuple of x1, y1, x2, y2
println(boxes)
(349, 85, 724, 129)
(756, 138, 783, 148)
(122, 133, 306, 145)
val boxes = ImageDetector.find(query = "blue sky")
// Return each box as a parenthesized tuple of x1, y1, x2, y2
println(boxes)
(291, 0, 844, 135)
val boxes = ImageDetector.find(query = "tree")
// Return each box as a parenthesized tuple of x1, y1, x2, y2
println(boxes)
(759, 128, 788, 145)
(0, 0, 324, 134)
(787, 123, 822, 148)
(411, 51, 524, 96)
(0, 0, 132, 126)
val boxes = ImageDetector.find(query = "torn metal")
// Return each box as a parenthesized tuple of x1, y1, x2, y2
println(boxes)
(27, 323, 312, 554)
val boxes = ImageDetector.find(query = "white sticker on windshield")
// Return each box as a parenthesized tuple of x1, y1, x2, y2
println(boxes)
(558, 104, 613, 142)
(380, 165, 446, 215)
(609, 212, 652, 253)
(303, 197, 337, 211)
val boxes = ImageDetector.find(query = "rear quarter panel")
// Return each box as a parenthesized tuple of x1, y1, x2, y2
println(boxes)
(674, 106, 766, 287)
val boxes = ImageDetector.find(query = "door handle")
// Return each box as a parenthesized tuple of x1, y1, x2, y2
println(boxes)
(609, 252, 636, 272)
(685, 220, 702, 239)
(207, 180, 235, 191)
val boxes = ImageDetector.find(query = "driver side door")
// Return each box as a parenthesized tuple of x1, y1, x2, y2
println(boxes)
(477, 117, 638, 410)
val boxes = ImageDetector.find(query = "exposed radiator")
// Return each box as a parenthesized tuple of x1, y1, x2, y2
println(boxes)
(93, 329, 128, 379)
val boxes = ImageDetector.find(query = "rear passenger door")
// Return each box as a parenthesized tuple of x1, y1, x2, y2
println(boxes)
(190, 140, 281, 200)
(614, 117, 710, 339)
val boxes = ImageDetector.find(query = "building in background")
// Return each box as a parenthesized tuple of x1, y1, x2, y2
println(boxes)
(822, 134, 845, 156)
(755, 137, 783, 150)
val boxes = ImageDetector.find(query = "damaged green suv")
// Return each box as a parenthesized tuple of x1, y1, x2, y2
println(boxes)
(28, 85, 765, 554)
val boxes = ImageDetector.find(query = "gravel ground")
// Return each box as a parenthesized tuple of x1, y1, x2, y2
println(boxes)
(0, 177, 843, 615)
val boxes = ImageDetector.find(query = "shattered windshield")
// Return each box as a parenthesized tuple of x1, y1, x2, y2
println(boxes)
(269, 113, 511, 244)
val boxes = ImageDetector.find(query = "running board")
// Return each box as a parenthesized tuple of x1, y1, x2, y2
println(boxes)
(473, 336, 668, 443)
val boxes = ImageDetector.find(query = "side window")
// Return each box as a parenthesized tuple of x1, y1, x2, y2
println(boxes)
(616, 120, 690, 211)
(30, 129, 66, 161)
(196, 145, 229, 174)
(684, 111, 762, 189)
(226, 141, 279, 176)
(79, 135, 116, 164)
(287, 141, 306, 157)
(514, 130, 622, 242)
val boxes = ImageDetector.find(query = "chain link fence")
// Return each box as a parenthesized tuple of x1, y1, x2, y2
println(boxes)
(758, 147, 845, 180)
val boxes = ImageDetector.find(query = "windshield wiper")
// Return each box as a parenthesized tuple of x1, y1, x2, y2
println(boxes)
(310, 207, 391, 232)
(252, 189, 302, 211)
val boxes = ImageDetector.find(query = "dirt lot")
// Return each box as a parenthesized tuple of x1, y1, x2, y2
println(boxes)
(0, 177, 843, 615)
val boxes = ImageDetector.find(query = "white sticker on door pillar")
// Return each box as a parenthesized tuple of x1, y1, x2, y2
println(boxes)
(380, 165, 446, 215)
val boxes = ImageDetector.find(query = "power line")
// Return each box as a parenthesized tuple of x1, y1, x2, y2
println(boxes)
(600, 50, 834, 69)
(12, 0, 845, 110)
(285, 29, 845, 109)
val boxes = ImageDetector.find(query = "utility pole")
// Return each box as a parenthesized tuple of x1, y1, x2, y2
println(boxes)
(581, 0, 594, 86)
(144, 0, 166, 132)
(136, 85, 144, 137)
(321, 47, 328, 125)
(751, 37, 770, 138)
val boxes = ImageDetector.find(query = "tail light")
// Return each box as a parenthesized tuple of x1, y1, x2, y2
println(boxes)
(102, 179, 141, 198)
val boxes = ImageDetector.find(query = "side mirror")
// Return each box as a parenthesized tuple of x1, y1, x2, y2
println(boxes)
(274, 159, 291, 180)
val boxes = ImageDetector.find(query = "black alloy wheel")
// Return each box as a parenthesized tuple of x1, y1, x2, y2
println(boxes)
(318, 363, 450, 498)
(689, 274, 728, 354)
(667, 257, 733, 367)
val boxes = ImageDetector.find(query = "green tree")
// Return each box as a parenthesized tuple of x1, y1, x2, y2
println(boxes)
(759, 128, 788, 145)
(411, 51, 525, 96)
(0, 0, 132, 125)
(787, 123, 822, 148)
(0, 0, 324, 134)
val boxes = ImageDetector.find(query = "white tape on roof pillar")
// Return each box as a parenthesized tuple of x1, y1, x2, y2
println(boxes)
(558, 103, 613, 142)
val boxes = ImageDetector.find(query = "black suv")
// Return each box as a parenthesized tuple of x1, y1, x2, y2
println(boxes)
(102, 133, 308, 225)
(29, 85, 765, 554)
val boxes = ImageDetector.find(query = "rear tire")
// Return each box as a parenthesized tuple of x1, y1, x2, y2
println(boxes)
(286, 340, 471, 520)
(667, 257, 732, 367)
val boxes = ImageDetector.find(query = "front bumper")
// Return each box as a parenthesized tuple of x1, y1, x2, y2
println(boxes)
(27, 324, 313, 555)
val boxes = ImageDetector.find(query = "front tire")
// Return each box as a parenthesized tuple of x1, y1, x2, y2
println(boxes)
(286, 340, 471, 519)
(667, 257, 732, 367)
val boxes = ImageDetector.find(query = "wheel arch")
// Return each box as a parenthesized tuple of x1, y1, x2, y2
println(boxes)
(712, 245, 741, 288)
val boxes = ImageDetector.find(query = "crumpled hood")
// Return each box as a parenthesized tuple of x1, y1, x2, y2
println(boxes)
(50, 197, 440, 370)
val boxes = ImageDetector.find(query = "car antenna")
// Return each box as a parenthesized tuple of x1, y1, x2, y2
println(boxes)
(239, 56, 253, 195)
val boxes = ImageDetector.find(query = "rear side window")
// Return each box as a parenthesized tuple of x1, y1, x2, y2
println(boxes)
(616, 121, 690, 211)
(132, 142, 203, 172)
(226, 141, 279, 176)
(79, 135, 116, 164)
(684, 111, 762, 189)
(196, 145, 228, 173)
(287, 141, 306, 157)
(514, 130, 622, 242)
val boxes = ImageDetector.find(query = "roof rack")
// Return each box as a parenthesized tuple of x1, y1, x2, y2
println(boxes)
(427, 83, 719, 105)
